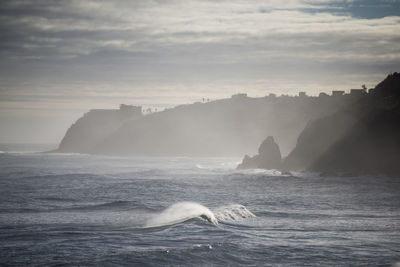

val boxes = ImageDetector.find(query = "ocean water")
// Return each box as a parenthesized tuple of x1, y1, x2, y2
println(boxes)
(0, 152, 399, 266)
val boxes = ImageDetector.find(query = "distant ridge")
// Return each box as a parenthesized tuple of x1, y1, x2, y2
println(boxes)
(54, 104, 143, 153)
(54, 79, 385, 157)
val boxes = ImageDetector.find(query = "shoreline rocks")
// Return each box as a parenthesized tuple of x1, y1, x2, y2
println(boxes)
(237, 136, 282, 170)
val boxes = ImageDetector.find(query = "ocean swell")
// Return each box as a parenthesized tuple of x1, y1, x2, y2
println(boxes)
(213, 204, 256, 223)
(144, 202, 255, 228)
(145, 202, 218, 228)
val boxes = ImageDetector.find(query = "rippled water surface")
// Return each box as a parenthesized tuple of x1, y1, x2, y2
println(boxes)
(0, 153, 399, 266)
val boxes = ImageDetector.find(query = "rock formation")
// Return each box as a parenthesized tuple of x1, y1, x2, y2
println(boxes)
(281, 111, 358, 171)
(237, 72, 400, 176)
(282, 72, 400, 176)
(237, 136, 282, 169)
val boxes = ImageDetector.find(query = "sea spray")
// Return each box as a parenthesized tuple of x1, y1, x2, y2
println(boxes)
(213, 204, 256, 223)
(145, 202, 218, 228)
(145, 202, 256, 228)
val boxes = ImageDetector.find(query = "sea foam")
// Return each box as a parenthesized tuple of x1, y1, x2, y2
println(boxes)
(144, 201, 256, 228)
(213, 204, 256, 222)
(145, 202, 218, 228)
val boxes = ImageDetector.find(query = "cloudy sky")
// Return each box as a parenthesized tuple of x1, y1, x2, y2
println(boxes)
(0, 0, 399, 144)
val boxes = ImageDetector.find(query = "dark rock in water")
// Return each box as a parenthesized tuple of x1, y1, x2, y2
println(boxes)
(280, 171, 292, 176)
(257, 136, 282, 169)
(237, 155, 258, 169)
(237, 136, 281, 170)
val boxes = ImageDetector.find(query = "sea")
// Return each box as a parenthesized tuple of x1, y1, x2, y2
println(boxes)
(0, 145, 399, 266)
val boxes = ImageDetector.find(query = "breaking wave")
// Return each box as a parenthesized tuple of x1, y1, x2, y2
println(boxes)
(144, 202, 255, 228)
(213, 204, 256, 222)
(145, 202, 218, 228)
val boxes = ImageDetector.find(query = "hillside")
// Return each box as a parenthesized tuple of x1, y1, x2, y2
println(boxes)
(282, 72, 400, 176)
(55, 105, 142, 153)
(55, 92, 355, 156)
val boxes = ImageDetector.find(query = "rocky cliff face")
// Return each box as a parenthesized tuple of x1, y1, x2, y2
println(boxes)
(236, 73, 400, 176)
(307, 107, 400, 176)
(282, 72, 400, 176)
(282, 111, 358, 171)
(55, 105, 142, 153)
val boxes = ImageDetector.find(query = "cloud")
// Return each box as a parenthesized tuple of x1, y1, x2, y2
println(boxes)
(0, 0, 398, 64)
(0, 0, 399, 142)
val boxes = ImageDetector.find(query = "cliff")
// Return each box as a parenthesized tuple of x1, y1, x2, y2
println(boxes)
(308, 107, 400, 176)
(282, 72, 400, 176)
(86, 94, 353, 156)
(56, 88, 361, 157)
(282, 111, 358, 171)
(55, 105, 142, 153)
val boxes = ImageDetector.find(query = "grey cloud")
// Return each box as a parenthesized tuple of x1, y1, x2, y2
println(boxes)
(1, 0, 399, 61)
(0, 0, 399, 121)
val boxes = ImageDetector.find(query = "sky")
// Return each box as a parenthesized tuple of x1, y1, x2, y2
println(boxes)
(0, 0, 400, 144)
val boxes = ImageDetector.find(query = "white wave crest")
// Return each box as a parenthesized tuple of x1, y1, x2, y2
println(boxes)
(145, 202, 218, 228)
(213, 204, 256, 223)
(144, 202, 256, 228)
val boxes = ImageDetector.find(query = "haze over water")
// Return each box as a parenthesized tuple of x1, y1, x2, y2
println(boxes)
(1, 1, 400, 265)
(0, 151, 399, 266)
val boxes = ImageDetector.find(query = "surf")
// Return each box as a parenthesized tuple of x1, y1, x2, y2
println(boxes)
(144, 201, 256, 228)
(145, 202, 218, 228)
(213, 204, 256, 223)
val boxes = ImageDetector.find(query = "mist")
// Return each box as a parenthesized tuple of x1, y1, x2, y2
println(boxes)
(55, 92, 354, 157)
(1, 1, 400, 266)
(1, 0, 400, 145)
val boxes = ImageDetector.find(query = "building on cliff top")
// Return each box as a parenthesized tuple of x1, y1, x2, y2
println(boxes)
(332, 90, 345, 97)
(231, 93, 247, 99)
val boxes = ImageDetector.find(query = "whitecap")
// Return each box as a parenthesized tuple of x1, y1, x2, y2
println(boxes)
(213, 204, 256, 223)
(144, 202, 256, 228)
(145, 201, 218, 228)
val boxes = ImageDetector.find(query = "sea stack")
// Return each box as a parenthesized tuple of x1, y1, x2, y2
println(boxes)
(237, 136, 282, 170)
